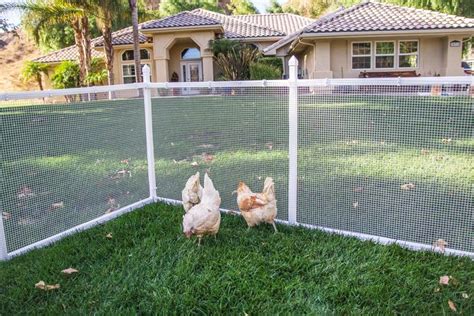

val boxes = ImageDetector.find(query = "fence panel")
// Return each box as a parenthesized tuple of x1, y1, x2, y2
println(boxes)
(0, 91, 150, 254)
(297, 83, 473, 253)
(151, 86, 290, 220)
(1, 73, 472, 259)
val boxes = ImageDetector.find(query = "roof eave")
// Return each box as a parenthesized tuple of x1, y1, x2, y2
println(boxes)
(228, 36, 284, 42)
(300, 28, 474, 38)
(94, 42, 153, 49)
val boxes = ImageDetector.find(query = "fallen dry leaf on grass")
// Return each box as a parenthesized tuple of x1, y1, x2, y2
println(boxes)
(442, 138, 452, 144)
(2, 212, 11, 220)
(35, 281, 60, 291)
(120, 159, 130, 165)
(106, 233, 113, 239)
(439, 275, 450, 285)
(18, 186, 35, 199)
(448, 300, 457, 312)
(117, 169, 131, 177)
(400, 183, 416, 191)
(107, 197, 119, 208)
(50, 201, 64, 210)
(190, 161, 199, 167)
(352, 201, 359, 209)
(201, 153, 214, 163)
(461, 293, 469, 299)
(433, 239, 448, 253)
(172, 159, 188, 164)
(434, 287, 440, 293)
(61, 268, 79, 275)
(345, 140, 358, 145)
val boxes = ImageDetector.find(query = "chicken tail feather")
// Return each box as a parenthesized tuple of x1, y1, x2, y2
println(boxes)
(262, 177, 275, 200)
(203, 173, 221, 210)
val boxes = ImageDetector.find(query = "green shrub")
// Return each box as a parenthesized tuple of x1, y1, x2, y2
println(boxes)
(51, 61, 80, 89)
(85, 58, 107, 86)
(250, 62, 282, 80)
(258, 57, 283, 69)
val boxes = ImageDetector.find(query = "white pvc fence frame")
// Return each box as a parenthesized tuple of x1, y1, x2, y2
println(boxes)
(0, 57, 473, 261)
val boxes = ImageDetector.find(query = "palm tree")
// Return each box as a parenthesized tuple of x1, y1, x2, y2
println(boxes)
(129, 0, 142, 83)
(20, 61, 49, 90)
(0, 0, 91, 86)
(75, 0, 127, 87)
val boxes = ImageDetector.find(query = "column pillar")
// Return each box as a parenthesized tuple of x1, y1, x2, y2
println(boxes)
(154, 58, 169, 82)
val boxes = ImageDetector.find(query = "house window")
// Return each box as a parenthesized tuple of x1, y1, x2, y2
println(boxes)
(122, 49, 151, 61)
(122, 64, 136, 84)
(121, 49, 151, 84)
(375, 41, 395, 68)
(181, 48, 200, 60)
(352, 42, 371, 69)
(399, 41, 418, 68)
(122, 63, 151, 84)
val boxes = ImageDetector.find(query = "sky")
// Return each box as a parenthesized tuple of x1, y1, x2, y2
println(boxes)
(1, 0, 286, 26)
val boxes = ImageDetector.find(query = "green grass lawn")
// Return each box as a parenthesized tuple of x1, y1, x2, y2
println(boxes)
(0, 91, 473, 255)
(0, 203, 473, 314)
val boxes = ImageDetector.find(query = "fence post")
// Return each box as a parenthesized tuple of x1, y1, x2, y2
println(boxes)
(142, 65, 157, 201)
(288, 56, 298, 225)
(0, 215, 8, 260)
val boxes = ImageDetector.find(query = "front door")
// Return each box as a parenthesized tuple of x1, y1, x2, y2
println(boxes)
(181, 61, 202, 94)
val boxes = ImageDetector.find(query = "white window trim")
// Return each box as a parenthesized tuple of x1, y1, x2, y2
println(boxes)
(398, 40, 419, 69)
(350, 40, 420, 71)
(351, 41, 372, 70)
(120, 48, 152, 84)
(374, 40, 396, 69)
(121, 62, 152, 84)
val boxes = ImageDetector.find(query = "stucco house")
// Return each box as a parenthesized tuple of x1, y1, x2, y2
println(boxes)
(34, 1, 474, 88)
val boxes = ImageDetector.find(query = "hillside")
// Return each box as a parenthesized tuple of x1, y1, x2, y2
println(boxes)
(0, 30, 42, 92)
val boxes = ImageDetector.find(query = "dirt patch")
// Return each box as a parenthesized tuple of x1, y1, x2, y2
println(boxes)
(0, 30, 42, 92)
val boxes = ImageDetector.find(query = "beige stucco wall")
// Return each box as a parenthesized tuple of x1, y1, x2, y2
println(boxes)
(151, 30, 215, 82)
(294, 35, 468, 79)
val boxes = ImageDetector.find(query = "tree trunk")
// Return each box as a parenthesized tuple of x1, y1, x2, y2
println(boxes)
(72, 19, 86, 86)
(36, 74, 43, 91)
(130, 0, 142, 83)
(80, 16, 92, 85)
(102, 22, 114, 86)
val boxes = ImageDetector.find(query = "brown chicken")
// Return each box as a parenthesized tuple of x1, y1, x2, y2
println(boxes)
(182, 172, 203, 212)
(234, 177, 278, 232)
(182, 173, 221, 245)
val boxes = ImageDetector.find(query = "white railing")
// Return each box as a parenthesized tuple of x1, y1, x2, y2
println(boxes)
(1, 57, 473, 260)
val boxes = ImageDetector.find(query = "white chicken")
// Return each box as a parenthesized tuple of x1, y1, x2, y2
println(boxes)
(182, 172, 203, 212)
(182, 173, 221, 245)
(234, 177, 278, 232)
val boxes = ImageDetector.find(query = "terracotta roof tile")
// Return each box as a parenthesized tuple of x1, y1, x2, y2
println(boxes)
(232, 13, 314, 35)
(33, 45, 104, 63)
(141, 11, 221, 29)
(305, 1, 474, 34)
(94, 25, 150, 46)
(191, 9, 284, 38)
